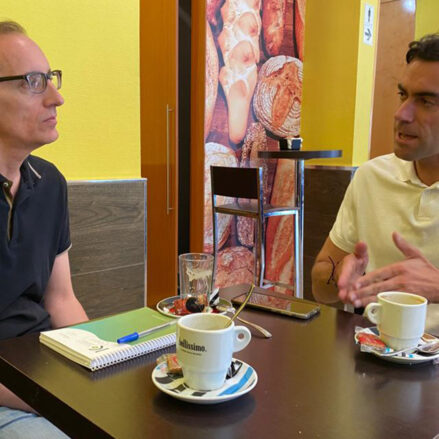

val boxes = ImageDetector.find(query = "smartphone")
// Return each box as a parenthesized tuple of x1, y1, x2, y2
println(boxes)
(232, 290, 320, 319)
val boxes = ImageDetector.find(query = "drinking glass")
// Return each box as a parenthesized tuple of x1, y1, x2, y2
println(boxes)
(178, 253, 214, 302)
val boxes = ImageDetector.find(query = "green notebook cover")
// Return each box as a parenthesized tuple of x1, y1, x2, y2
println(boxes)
(39, 307, 176, 371)
(74, 307, 175, 343)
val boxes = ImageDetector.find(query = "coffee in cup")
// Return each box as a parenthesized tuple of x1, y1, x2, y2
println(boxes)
(363, 292, 427, 350)
(177, 313, 251, 391)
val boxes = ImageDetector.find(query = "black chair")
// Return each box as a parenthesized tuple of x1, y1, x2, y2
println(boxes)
(210, 165, 300, 289)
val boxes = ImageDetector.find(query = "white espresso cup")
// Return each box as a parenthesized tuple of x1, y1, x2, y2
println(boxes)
(177, 313, 251, 391)
(363, 292, 427, 350)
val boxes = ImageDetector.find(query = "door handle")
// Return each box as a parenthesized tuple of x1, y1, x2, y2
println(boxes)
(166, 104, 174, 215)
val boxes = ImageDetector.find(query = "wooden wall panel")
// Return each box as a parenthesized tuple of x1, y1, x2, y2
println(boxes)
(68, 180, 146, 319)
(370, 0, 415, 158)
(303, 167, 356, 301)
(72, 265, 145, 319)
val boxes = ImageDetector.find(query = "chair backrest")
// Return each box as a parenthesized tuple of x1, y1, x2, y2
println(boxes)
(210, 166, 263, 199)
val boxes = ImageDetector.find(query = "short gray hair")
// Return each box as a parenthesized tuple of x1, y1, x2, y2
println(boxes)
(0, 21, 26, 35)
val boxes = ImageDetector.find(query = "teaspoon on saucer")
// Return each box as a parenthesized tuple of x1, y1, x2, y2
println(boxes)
(417, 341, 439, 355)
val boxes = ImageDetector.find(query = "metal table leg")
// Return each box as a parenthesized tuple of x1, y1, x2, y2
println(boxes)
(295, 160, 304, 298)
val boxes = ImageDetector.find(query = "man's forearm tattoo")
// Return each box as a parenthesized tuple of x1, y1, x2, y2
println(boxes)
(326, 256, 340, 286)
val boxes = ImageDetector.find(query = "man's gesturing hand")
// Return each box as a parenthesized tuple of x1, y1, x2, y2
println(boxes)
(347, 232, 439, 307)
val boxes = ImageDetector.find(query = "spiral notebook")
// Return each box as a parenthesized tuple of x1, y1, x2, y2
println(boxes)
(39, 307, 176, 371)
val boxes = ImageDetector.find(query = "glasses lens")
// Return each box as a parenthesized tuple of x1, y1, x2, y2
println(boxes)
(25, 70, 62, 94)
(27, 73, 46, 93)
(51, 70, 62, 90)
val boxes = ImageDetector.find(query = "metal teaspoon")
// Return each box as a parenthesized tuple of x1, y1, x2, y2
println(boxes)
(417, 340, 439, 355)
(216, 304, 272, 338)
(224, 284, 255, 328)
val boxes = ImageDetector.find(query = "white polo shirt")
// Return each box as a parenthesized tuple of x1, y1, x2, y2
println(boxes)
(330, 153, 439, 272)
(329, 153, 439, 329)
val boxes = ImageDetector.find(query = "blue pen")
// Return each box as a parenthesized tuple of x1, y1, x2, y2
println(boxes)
(117, 321, 176, 344)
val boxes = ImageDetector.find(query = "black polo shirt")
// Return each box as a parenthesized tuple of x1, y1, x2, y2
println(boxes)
(0, 155, 70, 340)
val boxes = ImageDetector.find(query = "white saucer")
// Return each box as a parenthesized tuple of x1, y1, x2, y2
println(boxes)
(156, 296, 233, 319)
(370, 350, 439, 365)
(152, 358, 258, 404)
(355, 327, 439, 365)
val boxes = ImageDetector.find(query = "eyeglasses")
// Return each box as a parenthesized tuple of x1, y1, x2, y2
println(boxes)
(0, 70, 62, 94)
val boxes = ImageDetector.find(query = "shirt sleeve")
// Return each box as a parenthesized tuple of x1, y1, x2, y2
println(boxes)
(329, 174, 359, 254)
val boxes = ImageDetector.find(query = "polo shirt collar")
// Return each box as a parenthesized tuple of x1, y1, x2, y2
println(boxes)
(20, 157, 42, 190)
(394, 155, 426, 187)
(0, 157, 43, 207)
(0, 156, 42, 188)
(14, 158, 42, 207)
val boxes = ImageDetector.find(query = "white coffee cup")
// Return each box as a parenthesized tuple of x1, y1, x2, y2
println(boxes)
(363, 292, 427, 350)
(177, 313, 251, 391)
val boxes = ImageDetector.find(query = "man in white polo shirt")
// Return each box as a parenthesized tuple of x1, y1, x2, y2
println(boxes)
(312, 34, 439, 316)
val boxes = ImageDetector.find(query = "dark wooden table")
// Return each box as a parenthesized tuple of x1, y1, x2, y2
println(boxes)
(0, 284, 438, 439)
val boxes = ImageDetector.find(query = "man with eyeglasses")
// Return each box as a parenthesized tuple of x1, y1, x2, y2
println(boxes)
(0, 21, 87, 438)
(312, 34, 439, 319)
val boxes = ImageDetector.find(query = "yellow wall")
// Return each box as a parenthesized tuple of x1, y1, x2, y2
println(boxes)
(352, 0, 380, 165)
(301, 0, 379, 166)
(1, 0, 140, 180)
(415, 0, 439, 38)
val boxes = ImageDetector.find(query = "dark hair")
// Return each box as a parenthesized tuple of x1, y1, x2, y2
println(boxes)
(406, 33, 439, 63)
(0, 20, 26, 35)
